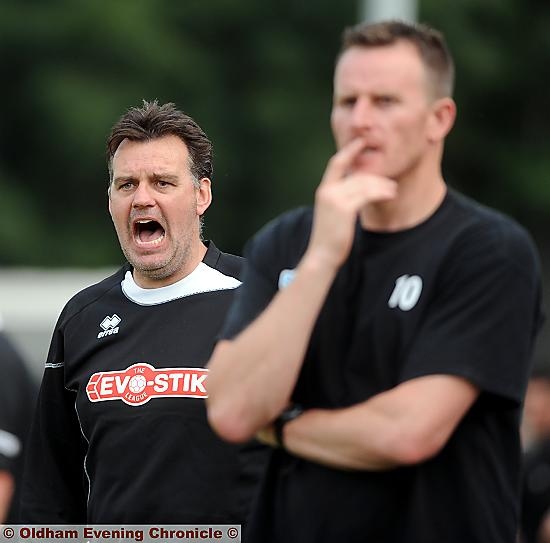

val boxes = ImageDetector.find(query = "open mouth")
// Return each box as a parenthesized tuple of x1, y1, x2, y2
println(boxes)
(134, 219, 165, 246)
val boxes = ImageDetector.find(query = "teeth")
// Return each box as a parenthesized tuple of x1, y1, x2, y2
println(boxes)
(150, 234, 164, 245)
(133, 219, 165, 246)
(136, 233, 165, 246)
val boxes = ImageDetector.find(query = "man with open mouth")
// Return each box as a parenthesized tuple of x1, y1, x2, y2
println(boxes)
(20, 101, 267, 526)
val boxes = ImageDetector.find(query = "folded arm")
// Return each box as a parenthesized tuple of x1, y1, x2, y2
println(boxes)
(207, 139, 397, 442)
(262, 374, 479, 470)
(207, 253, 338, 442)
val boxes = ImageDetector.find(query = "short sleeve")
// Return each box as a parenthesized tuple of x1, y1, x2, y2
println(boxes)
(401, 221, 543, 404)
(219, 259, 278, 340)
(219, 207, 313, 341)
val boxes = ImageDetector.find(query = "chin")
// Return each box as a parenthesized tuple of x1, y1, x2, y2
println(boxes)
(128, 255, 165, 272)
(351, 163, 385, 176)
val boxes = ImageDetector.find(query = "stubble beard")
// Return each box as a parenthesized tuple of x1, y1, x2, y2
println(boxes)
(120, 229, 195, 283)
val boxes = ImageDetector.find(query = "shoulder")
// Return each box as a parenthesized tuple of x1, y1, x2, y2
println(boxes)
(203, 241, 244, 281)
(447, 190, 540, 277)
(57, 266, 127, 328)
(246, 207, 313, 264)
(253, 206, 313, 244)
(0, 332, 21, 363)
(0, 333, 27, 376)
(0, 333, 34, 400)
(449, 190, 534, 245)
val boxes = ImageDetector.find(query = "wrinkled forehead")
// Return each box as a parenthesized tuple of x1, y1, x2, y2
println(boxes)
(111, 136, 192, 177)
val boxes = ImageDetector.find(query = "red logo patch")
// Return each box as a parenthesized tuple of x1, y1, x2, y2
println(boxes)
(86, 363, 208, 406)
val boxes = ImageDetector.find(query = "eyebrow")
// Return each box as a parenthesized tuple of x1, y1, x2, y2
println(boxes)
(112, 173, 180, 185)
(152, 173, 179, 182)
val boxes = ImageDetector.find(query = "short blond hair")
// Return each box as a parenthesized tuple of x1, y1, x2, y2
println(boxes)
(339, 20, 455, 98)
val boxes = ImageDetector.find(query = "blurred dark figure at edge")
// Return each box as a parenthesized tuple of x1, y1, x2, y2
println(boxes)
(0, 317, 36, 524)
(522, 365, 550, 543)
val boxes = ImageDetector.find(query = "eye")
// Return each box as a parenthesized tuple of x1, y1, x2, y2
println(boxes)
(339, 96, 357, 108)
(374, 95, 397, 107)
(118, 181, 135, 191)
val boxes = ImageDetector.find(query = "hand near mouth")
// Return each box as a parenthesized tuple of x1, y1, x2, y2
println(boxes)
(305, 138, 397, 271)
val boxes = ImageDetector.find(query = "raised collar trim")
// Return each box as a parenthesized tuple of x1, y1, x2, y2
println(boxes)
(121, 262, 241, 306)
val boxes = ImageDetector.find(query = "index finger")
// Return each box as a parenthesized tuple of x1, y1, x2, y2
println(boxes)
(322, 138, 368, 185)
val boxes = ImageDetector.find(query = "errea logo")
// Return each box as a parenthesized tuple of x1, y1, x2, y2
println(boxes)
(97, 314, 121, 339)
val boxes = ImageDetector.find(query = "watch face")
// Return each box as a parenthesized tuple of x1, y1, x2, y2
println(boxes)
(283, 405, 304, 422)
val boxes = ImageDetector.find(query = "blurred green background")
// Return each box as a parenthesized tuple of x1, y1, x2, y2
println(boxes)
(0, 0, 549, 266)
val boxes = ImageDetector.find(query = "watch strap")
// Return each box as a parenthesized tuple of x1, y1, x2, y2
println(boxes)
(274, 404, 304, 448)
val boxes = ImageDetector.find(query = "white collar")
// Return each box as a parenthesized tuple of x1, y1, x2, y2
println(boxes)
(121, 262, 241, 306)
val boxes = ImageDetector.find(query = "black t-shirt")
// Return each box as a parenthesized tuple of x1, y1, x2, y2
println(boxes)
(221, 190, 544, 543)
(20, 242, 267, 524)
(0, 332, 36, 523)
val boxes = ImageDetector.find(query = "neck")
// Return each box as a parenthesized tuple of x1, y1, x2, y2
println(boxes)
(360, 167, 447, 232)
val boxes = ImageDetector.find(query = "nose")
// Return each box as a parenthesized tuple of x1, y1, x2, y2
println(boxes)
(132, 182, 156, 208)
(350, 97, 374, 132)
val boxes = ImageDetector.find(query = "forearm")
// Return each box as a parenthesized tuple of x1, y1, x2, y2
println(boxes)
(282, 405, 405, 471)
(277, 375, 478, 470)
(207, 253, 338, 442)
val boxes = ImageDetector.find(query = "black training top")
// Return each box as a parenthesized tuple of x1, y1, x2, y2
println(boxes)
(0, 332, 35, 523)
(21, 242, 267, 524)
(221, 189, 544, 543)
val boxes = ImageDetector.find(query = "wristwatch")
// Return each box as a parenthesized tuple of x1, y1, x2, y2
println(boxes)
(274, 404, 304, 448)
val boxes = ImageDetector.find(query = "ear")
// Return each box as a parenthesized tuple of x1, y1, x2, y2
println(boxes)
(427, 97, 456, 143)
(108, 190, 113, 216)
(196, 178, 212, 216)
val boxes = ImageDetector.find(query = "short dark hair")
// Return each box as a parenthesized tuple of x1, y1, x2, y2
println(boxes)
(106, 100, 213, 185)
(339, 20, 455, 98)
